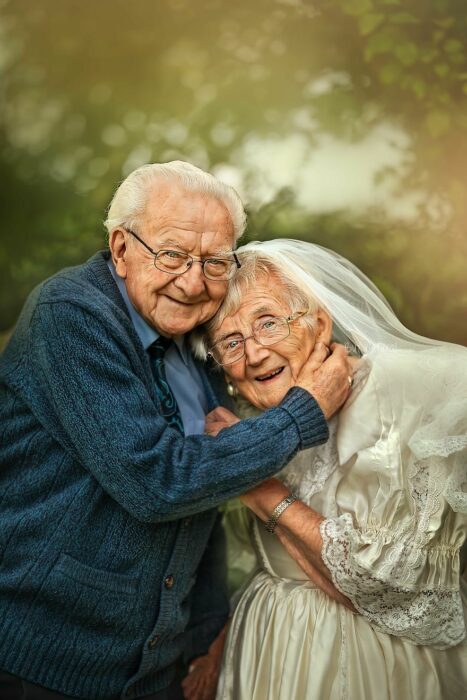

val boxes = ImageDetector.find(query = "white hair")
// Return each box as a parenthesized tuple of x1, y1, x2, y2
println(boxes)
(104, 160, 246, 242)
(191, 244, 319, 361)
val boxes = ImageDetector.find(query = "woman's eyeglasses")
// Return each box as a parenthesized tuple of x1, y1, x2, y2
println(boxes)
(208, 310, 308, 366)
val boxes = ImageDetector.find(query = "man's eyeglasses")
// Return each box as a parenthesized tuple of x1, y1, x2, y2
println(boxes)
(208, 310, 308, 366)
(124, 228, 241, 281)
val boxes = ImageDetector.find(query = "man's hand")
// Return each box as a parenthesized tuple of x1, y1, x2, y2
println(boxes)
(205, 407, 240, 437)
(296, 343, 352, 419)
(181, 653, 220, 700)
(181, 625, 228, 700)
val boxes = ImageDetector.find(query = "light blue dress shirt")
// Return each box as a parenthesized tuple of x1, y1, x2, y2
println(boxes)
(107, 259, 208, 435)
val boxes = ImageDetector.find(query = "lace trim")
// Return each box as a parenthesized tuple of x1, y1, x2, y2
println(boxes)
(320, 514, 466, 649)
(444, 454, 467, 514)
(278, 418, 340, 512)
(407, 456, 445, 554)
(411, 435, 467, 459)
(279, 359, 371, 510)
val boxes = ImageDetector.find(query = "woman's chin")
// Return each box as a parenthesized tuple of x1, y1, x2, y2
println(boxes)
(254, 385, 291, 410)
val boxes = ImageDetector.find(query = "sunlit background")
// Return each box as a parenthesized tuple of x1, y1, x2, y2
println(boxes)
(1, 0, 466, 345)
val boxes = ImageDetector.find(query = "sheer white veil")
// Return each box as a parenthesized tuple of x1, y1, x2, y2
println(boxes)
(234, 238, 461, 357)
(195, 238, 466, 514)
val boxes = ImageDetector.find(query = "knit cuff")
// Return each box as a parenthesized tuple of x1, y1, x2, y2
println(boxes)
(279, 387, 329, 449)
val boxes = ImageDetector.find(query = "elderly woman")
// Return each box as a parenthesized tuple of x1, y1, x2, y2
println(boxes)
(187, 239, 467, 700)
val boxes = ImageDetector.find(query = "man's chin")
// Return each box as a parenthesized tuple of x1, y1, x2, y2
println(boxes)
(154, 320, 200, 337)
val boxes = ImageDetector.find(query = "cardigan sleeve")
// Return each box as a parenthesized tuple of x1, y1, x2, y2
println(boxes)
(28, 299, 328, 523)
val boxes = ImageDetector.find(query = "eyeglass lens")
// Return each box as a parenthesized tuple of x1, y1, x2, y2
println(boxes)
(213, 317, 290, 364)
(155, 250, 235, 280)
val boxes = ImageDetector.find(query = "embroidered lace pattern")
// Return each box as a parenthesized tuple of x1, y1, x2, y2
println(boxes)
(278, 418, 340, 512)
(320, 514, 465, 649)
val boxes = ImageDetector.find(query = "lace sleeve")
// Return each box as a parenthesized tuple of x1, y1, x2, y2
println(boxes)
(320, 350, 467, 649)
(320, 512, 465, 649)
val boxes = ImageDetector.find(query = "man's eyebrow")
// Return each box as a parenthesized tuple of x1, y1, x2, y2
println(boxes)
(155, 239, 186, 249)
(206, 249, 234, 257)
(155, 240, 233, 257)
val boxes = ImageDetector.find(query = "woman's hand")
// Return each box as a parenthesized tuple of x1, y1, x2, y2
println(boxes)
(240, 478, 356, 612)
(205, 407, 240, 437)
(181, 624, 228, 700)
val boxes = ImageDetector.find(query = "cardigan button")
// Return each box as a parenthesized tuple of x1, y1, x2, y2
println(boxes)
(148, 635, 160, 649)
(164, 574, 175, 589)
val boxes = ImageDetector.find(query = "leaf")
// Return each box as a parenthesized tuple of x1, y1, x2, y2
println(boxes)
(425, 110, 451, 137)
(409, 78, 427, 99)
(444, 39, 464, 54)
(364, 28, 396, 60)
(434, 17, 455, 29)
(359, 13, 385, 35)
(379, 62, 402, 84)
(395, 42, 419, 66)
(434, 63, 450, 77)
(421, 48, 439, 64)
(433, 30, 445, 44)
(447, 51, 466, 67)
(340, 0, 374, 16)
(390, 12, 419, 25)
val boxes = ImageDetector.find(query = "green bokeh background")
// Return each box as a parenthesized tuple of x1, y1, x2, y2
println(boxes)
(1, 0, 466, 347)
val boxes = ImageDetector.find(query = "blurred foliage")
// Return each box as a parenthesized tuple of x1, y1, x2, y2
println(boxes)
(0, 0, 466, 343)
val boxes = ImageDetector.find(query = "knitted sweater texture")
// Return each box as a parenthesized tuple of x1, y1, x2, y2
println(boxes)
(0, 251, 329, 699)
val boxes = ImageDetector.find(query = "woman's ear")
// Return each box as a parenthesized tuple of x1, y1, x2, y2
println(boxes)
(315, 308, 333, 346)
(109, 228, 128, 278)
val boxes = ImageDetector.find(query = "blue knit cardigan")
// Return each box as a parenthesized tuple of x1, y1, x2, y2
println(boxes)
(0, 251, 328, 699)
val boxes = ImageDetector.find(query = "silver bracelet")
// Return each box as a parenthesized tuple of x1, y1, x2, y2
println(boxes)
(265, 494, 298, 534)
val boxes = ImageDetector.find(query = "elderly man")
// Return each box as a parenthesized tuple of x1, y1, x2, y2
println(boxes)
(0, 161, 350, 700)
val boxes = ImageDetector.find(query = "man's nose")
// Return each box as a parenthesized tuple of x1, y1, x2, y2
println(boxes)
(174, 262, 206, 297)
(244, 337, 270, 365)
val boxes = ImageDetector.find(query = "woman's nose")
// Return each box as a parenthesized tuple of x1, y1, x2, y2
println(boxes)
(244, 337, 270, 365)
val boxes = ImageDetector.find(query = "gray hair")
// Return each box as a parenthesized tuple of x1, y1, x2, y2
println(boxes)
(104, 160, 247, 242)
(191, 246, 320, 361)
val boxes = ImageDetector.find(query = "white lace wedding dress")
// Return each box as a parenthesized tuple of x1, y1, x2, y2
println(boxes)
(217, 348, 467, 700)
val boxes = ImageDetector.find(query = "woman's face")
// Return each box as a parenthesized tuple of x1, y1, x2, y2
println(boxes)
(211, 277, 328, 410)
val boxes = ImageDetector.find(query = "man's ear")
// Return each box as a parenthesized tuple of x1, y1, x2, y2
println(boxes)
(315, 308, 333, 346)
(109, 229, 128, 278)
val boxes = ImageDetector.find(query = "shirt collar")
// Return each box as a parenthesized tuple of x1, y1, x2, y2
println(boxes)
(107, 258, 190, 365)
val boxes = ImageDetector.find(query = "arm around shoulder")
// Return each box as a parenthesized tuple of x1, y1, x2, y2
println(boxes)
(29, 301, 329, 523)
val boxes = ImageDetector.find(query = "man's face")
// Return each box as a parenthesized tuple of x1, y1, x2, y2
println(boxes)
(110, 182, 236, 337)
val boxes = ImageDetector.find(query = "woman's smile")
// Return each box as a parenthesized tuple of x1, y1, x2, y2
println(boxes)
(254, 366, 285, 382)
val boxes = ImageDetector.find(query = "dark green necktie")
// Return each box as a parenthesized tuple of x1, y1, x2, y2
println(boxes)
(148, 338, 184, 433)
